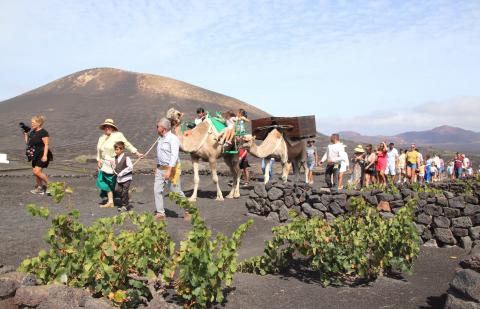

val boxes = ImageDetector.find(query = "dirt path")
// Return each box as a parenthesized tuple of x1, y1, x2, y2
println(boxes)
(0, 173, 466, 308)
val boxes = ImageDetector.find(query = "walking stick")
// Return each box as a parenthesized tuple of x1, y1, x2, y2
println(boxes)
(132, 137, 160, 167)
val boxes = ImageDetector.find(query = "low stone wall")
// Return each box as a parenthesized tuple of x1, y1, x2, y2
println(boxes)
(245, 181, 480, 249)
(445, 248, 480, 308)
(0, 264, 179, 309)
(0, 265, 114, 309)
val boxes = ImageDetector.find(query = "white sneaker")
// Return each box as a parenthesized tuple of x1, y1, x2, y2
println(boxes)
(30, 187, 45, 195)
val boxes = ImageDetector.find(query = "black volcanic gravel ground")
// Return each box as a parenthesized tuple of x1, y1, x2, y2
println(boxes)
(0, 170, 467, 309)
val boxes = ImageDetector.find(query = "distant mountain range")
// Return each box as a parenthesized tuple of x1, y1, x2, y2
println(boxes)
(339, 125, 480, 152)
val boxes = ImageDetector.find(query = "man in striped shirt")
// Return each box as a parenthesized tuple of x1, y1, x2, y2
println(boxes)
(154, 117, 187, 220)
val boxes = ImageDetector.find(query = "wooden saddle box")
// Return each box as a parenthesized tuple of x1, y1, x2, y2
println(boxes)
(251, 116, 316, 140)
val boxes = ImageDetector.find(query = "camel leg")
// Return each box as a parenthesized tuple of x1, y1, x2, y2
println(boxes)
(281, 161, 289, 183)
(228, 158, 241, 199)
(210, 161, 224, 201)
(189, 158, 200, 202)
(292, 161, 300, 183)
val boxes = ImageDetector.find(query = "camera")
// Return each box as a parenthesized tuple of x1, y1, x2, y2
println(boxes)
(19, 122, 31, 133)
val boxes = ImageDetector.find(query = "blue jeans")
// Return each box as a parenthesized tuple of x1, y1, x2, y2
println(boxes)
(154, 168, 185, 215)
(455, 168, 463, 179)
(261, 158, 274, 180)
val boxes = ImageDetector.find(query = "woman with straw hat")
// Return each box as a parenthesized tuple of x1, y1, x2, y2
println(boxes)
(96, 119, 143, 208)
(350, 145, 366, 187)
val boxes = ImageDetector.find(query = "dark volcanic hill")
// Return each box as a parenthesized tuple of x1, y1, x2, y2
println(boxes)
(0, 68, 271, 160)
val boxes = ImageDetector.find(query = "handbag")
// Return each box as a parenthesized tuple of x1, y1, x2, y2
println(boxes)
(25, 146, 35, 162)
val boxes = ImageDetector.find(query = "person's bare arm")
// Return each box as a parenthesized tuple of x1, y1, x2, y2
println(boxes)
(41, 136, 49, 162)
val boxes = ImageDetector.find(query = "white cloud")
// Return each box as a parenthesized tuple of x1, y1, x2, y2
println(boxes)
(317, 96, 480, 135)
(0, 0, 479, 126)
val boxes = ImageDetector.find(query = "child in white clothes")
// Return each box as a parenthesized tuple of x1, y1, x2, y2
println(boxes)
(218, 111, 236, 146)
(338, 144, 349, 190)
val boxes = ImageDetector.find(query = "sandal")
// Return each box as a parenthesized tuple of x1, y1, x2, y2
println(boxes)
(100, 202, 114, 208)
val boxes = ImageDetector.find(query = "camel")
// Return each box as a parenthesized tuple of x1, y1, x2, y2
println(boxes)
(241, 128, 308, 184)
(178, 119, 241, 201)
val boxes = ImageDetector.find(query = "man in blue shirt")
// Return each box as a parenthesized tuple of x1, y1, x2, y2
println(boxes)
(154, 117, 188, 220)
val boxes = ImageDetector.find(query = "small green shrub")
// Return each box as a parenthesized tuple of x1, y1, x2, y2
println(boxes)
(410, 182, 442, 194)
(164, 193, 253, 308)
(47, 182, 74, 203)
(240, 197, 420, 286)
(19, 205, 174, 308)
(19, 186, 253, 308)
(361, 182, 399, 195)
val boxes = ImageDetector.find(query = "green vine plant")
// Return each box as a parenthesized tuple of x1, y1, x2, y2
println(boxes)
(461, 179, 476, 196)
(410, 182, 442, 194)
(47, 181, 74, 204)
(239, 197, 420, 286)
(19, 205, 174, 307)
(19, 185, 253, 309)
(360, 181, 399, 195)
(164, 193, 253, 308)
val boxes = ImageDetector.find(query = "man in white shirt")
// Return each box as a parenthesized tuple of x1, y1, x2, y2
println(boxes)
(386, 143, 399, 182)
(463, 154, 471, 178)
(320, 134, 342, 189)
(154, 118, 187, 220)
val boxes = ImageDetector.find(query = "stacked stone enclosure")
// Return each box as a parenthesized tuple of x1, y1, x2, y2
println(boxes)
(246, 180, 480, 249)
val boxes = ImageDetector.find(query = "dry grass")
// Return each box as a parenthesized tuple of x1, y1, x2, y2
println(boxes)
(73, 154, 97, 164)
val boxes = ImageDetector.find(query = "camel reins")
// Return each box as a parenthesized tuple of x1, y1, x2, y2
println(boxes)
(131, 137, 160, 167)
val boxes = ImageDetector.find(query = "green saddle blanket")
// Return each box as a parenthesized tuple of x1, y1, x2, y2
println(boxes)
(207, 112, 227, 133)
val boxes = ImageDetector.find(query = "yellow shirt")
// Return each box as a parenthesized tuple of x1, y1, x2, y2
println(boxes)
(97, 132, 137, 174)
(406, 150, 419, 164)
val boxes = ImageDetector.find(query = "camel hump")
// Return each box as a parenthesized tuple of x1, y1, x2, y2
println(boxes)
(272, 129, 283, 139)
(181, 121, 211, 152)
(284, 135, 305, 147)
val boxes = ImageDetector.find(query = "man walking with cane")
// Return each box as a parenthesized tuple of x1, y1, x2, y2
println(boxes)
(154, 118, 190, 220)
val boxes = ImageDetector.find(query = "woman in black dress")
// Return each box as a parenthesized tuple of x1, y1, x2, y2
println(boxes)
(24, 116, 52, 195)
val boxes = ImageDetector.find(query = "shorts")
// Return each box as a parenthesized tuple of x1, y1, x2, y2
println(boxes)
(307, 161, 315, 170)
(386, 164, 396, 176)
(31, 152, 52, 168)
(239, 158, 250, 169)
(366, 165, 376, 176)
(407, 162, 417, 170)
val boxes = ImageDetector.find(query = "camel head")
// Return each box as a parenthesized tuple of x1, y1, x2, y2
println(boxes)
(239, 134, 256, 149)
(166, 107, 183, 124)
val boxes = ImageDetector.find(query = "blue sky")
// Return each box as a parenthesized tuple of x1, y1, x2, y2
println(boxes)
(1, 0, 479, 135)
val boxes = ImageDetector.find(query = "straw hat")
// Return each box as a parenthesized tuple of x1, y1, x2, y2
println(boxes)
(99, 119, 118, 130)
(354, 144, 365, 153)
